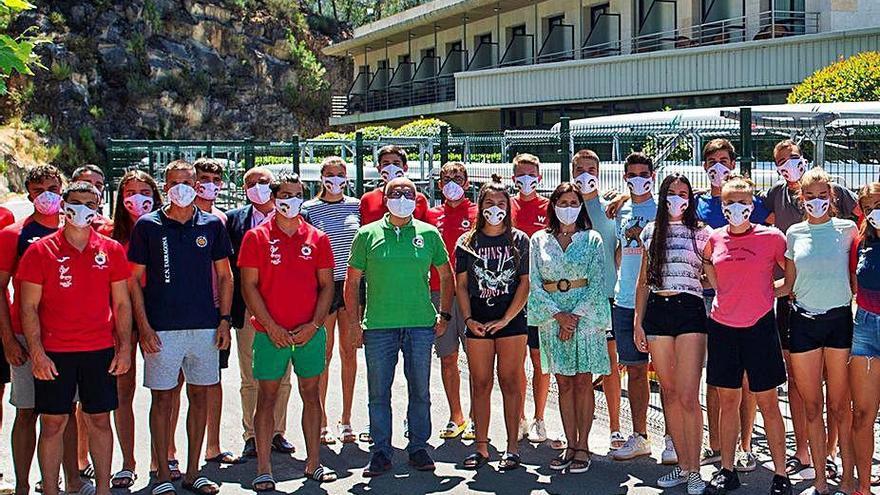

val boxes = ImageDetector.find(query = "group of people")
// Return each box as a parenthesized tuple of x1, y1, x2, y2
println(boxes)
(0, 137, 878, 495)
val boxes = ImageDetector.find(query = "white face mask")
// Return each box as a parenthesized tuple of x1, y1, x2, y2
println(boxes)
(482, 205, 506, 226)
(322, 176, 347, 195)
(246, 183, 272, 205)
(667, 195, 689, 218)
(554, 205, 581, 226)
(867, 210, 880, 230)
(626, 176, 653, 195)
(707, 162, 731, 188)
(574, 172, 598, 194)
(722, 202, 752, 227)
(123, 193, 153, 218)
(380, 164, 405, 183)
(777, 155, 808, 183)
(33, 191, 62, 216)
(63, 203, 97, 228)
(196, 182, 220, 201)
(387, 197, 416, 218)
(442, 181, 465, 202)
(274, 197, 303, 218)
(167, 184, 196, 208)
(515, 175, 539, 195)
(804, 197, 830, 218)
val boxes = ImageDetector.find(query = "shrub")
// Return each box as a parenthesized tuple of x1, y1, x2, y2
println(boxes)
(48, 10, 65, 28)
(25, 113, 50, 134)
(143, 0, 162, 31)
(50, 60, 71, 80)
(287, 32, 327, 92)
(312, 131, 349, 140)
(355, 125, 394, 140)
(89, 105, 104, 119)
(788, 51, 880, 103)
(393, 118, 450, 137)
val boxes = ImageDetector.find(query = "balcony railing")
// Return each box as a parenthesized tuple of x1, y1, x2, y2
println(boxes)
(500, 33, 535, 67)
(582, 13, 622, 58)
(468, 41, 499, 71)
(537, 24, 575, 64)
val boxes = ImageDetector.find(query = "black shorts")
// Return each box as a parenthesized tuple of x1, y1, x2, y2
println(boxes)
(643, 293, 707, 337)
(0, 340, 9, 384)
(330, 280, 346, 313)
(707, 311, 787, 393)
(775, 297, 792, 351)
(219, 348, 230, 371)
(527, 325, 540, 349)
(468, 313, 528, 340)
(35, 347, 118, 415)
(789, 304, 853, 354)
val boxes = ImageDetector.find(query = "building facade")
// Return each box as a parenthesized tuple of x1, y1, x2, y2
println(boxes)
(323, 0, 880, 131)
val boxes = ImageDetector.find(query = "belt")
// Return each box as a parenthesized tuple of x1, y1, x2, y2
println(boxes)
(542, 278, 588, 293)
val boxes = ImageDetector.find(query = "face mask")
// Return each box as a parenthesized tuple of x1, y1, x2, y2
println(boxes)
(167, 184, 196, 208)
(123, 193, 153, 218)
(706, 162, 731, 188)
(482, 205, 506, 226)
(777, 156, 807, 182)
(380, 164, 405, 183)
(33, 191, 62, 216)
(322, 176, 347, 195)
(63, 203, 96, 228)
(574, 172, 598, 194)
(274, 197, 303, 219)
(867, 210, 880, 230)
(804, 197, 830, 218)
(246, 183, 272, 205)
(515, 175, 539, 195)
(442, 181, 465, 202)
(196, 182, 220, 201)
(722, 203, 752, 227)
(387, 197, 416, 218)
(626, 176, 653, 195)
(555, 205, 581, 226)
(667, 195, 689, 218)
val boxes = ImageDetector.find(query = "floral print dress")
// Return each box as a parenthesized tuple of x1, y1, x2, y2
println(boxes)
(528, 229, 611, 376)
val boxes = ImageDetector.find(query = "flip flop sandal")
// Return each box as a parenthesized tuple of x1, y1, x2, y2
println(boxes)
(320, 428, 337, 445)
(181, 477, 219, 495)
(439, 420, 468, 439)
(338, 423, 356, 443)
(785, 456, 812, 476)
(826, 458, 839, 480)
(872, 473, 880, 486)
(463, 441, 491, 470)
(79, 464, 95, 479)
(251, 474, 275, 493)
(358, 426, 373, 444)
(205, 451, 244, 465)
(462, 421, 476, 441)
(550, 449, 575, 471)
(111, 470, 138, 489)
(151, 482, 177, 495)
(168, 460, 182, 482)
(568, 450, 592, 474)
(35, 478, 61, 493)
(70, 483, 96, 495)
(498, 452, 521, 471)
(305, 466, 337, 483)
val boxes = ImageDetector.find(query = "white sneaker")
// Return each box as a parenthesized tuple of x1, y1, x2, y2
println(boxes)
(687, 471, 707, 495)
(527, 419, 547, 443)
(657, 466, 687, 488)
(734, 450, 757, 472)
(517, 418, 529, 441)
(0, 475, 13, 495)
(609, 431, 626, 451)
(661, 435, 678, 465)
(611, 434, 651, 460)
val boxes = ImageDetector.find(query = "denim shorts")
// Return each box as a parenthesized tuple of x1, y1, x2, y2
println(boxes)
(853, 307, 880, 358)
(612, 304, 648, 365)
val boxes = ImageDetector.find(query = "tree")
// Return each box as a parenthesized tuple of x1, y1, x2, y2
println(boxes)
(0, 0, 39, 95)
(788, 51, 880, 104)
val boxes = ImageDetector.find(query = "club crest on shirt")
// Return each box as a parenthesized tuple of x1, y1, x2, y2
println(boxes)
(269, 245, 281, 265)
(195, 235, 208, 248)
(412, 235, 424, 248)
(300, 245, 313, 259)
(58, 264, 72, 288)
(461, 219, 471, 229)
(93, 251, 108, 269)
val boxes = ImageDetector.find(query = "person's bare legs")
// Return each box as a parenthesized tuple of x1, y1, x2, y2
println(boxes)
(707, 385, 721, 453)
(440, 350, 465, 426)
(791, 348, 829, 491)
(754, 387, 788, 477)
(76, 406, 89, 472)
(204, 382, 225, 459)
(467, 339, 495, 458)
(113, 343, 137, 475)
(149, 389, 173, 483)
(83, 412, 113, 495)
(627, 363, 649, 436)
(336, 309, 357, 427)
(649, 338, 686, 470)
(783, 349, 811, 467)
(11, 408, 38, 494)
(61, 411, 82, 493)
(36, 414, 69, 495)
(824, 348, 855, 492)
(572, 373, 595, 456)
(529, 347, 548, 422)
(298, 375, 323, 473)
(604, 340, 622, 436)
(739, 375, 756, 454)
(150, 377, 182, 472)
(556, 375, 576, 457)
(498, 336, 527, 453)
(183, 384, 210, 486)
(849, 356, 880, 494)
(255, 380, 281, 479)
(717, 387, 742, 471)
(319, 312, 337, 431)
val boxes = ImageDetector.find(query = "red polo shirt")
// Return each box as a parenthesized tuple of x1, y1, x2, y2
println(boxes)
(91, 213, 113, 235)
(237, 217, 334, 332)
(359, 188, 429, 226)
(511, 195, 550, 237)
(15, 229, 128, 352)
(0, 217, 59, 334)
(0, 206, 13, 230)
(426, 199, 478, 291)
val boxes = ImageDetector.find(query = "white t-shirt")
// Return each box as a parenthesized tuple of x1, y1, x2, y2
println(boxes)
(641, 221, 711, 296)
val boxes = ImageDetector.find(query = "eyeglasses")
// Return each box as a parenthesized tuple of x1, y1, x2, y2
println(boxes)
(440, 176, 466, 185)
(387, 189, 416, 200)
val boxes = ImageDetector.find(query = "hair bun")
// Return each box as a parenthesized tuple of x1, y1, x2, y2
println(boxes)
(490, 174, 502, 183)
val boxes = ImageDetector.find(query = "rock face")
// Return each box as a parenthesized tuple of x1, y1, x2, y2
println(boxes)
(4, 0, 350, 163)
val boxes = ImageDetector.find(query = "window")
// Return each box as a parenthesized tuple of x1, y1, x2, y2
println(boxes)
(421, 47, 436, 60)
(377, 59, 388, 70)
(547, 14, 565, 27)
(447, 40, 463, 54)
(398, 54, 411, 64)
(591, 4, 610, 28)
(478, 33, 492, 45)
(510, 24, 526, 37)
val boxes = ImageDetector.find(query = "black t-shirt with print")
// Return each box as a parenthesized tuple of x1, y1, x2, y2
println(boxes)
(455, 229, 530, 324)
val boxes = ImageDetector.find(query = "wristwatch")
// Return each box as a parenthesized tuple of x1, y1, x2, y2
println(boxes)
(220, 314, 232, 323)
(438, 311, 452, 322)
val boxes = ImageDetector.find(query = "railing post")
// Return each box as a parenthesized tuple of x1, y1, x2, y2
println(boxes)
(244, 137, 255, 171)
(739, 107, 753, 177)
(559, 116, 571, 182)
(292, 135, 301, 175)
(439, 126, 449, 167)
(355, 131, 365, 198)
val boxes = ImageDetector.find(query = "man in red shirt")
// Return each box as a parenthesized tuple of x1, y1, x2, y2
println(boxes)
(239, 174, 337, 487)
(425, 162, 477, 441)
(0, 205, 13, 230)
(72, 164, 113, 234)
(18, 181, 132, 495)
(359, 145, 429, 225)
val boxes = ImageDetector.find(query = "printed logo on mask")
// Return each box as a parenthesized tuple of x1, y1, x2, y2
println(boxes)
(196, 235, 208, 248)
(413, 235, 425, 248)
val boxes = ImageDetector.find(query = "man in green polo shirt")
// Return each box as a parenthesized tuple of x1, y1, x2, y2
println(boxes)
(344, 177, 454, 477)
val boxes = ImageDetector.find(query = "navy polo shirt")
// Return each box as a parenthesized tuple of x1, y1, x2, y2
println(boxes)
(128, 207, 233, 332)
(696, 192, 770, 229)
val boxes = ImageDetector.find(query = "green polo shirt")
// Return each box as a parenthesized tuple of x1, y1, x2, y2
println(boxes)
(349, 214, 449, 330)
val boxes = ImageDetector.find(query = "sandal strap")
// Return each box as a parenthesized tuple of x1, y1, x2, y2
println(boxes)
(192, 477, 216, 489)
(253, 474, 274, 485)
(112, 470, 136, 480)
(152, 482, 176, 495)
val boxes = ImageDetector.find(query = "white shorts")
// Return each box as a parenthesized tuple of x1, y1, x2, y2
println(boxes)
(143, 329, 219, 390)
(9, 334, 78, 409)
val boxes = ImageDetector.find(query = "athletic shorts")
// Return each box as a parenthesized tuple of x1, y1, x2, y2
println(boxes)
(219, 348, 230, 371)
(431, 292, 465, 358)
(467, 313, 528, 340)
(643, 293, 707, 339)
(330, 280, 346, 314)
(143, 329, 219, 390)
(253, 327, 326, 380)
(612, 304, 648, 366)
(527, 325, 540, 349)
(35, 348, 117, 415)
(9, 334, 80, 409)
(789, 304, 853, 354)
(0, 340, 9, 384)
(853, 307, 880, 359)
(775, 297, 792, 351)
(707, 311, 787, 393)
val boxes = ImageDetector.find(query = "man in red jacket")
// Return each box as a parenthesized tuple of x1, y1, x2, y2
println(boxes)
(359, 145, 429, 225)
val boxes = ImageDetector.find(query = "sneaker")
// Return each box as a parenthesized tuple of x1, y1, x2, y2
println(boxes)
(528, 419, 547, 443)
(734, 450, 757, 473)
(704, 468, 741, 494)
(364, 452, 392, 477)
(687, 472, 707, 495)
(462, 421, 476, 441)
(517, 418, 529, 442)
(611, 434, 651, 461)
(769, 474, 792, 495)
(701, 447, 722, 465)
(661, 435, 678, 465)
(657, 466, 688, 488)
(0, 475, 13, 495)
(609, 431, 626, 451)
(408, 449, 435, 471)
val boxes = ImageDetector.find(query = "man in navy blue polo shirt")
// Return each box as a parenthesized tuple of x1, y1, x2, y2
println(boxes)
(128, 160, 233, 495)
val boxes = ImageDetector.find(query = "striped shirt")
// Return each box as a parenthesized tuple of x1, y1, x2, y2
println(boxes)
(641, 221, 711, 297)
(302, 196, 361, 281)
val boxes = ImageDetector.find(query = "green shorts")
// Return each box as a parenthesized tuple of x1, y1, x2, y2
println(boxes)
(252, 328, 327, 380)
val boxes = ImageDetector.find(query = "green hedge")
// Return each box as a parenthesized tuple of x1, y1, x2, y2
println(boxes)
(788, 51, 880, 104)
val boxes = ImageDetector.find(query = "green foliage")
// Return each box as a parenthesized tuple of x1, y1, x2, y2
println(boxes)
(25, 113, 50, 134)
(312, 131, 349, 140)
(49, 59, 71, 80)
(355, 125, 394, 140)
(157, 69, 212, 99)
(300, 0, 429, 29)
(393, 118, 449, 137)
(143, 0, 162, 31)
(125, 72, 154, 97)
(125, 32, 147, 61)
(287, 32, 327, 92)
(0, 0, 39, 95)
(639, 135, 692, 162)
(48, 10, 65, 28)
(89, 105, 104, 120)
(6, 79, 32, 107)
(788, 52, 880, 104)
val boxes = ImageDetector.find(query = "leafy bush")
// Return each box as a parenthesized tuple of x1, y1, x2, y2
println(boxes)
(48, 10, 65, 28)
(50, 60, 71, 80)
(312, 131, 349, 140)
(0, 0, 39, 95)
(393, 118, 450, 137)
(89, 105, 104, 120)
(355, 125, 394, 140)
(25, 114, 50, 134)
(788, 52, 880, 103)
(143, 0, 162, 31)
(287, 32, 327, 92)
